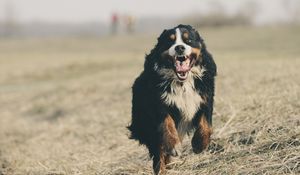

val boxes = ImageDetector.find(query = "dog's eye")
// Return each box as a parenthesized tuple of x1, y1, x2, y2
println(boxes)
(169, 34, 176, 41)
(186, 39, 192, 44)
(183, 32, 189, 40)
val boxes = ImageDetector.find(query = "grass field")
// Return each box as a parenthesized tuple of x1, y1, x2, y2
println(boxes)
(0, 26, 299, 175)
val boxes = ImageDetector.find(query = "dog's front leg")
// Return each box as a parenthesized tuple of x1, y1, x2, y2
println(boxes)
(191, 115, 213, 154)
(153, 115, 181, 175)
(161, 115, 181, 157)
(152, 146, 166, 175)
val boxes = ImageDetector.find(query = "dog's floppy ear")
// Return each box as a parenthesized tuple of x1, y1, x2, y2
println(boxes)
(144, 30, 168, 71)
(193, 29, 203, 46)
(200, 41, 217, 76)
(192, 29, 216, 76)
(157, 29, 167, 42)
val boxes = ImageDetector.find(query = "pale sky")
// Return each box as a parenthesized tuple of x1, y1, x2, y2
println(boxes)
(0, 0, 297, 24)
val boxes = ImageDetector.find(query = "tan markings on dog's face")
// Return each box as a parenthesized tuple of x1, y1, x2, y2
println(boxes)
(191, 47, 200, 56)
(168, 28, 192, 57)
(183, 32, 189, 40)
(191, 47, 201, 61)
(170, 34, 176, 41)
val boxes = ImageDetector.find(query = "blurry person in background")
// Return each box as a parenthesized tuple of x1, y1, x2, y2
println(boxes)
(110, 13, 119, 35)
(125, 15, 135, 34)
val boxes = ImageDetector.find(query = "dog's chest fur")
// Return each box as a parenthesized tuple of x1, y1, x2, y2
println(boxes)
(161, 77, 203, 138)
(161, 77, 203, 121)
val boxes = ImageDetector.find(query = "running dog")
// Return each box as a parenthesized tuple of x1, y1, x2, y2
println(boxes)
(128, 24, 217, 174)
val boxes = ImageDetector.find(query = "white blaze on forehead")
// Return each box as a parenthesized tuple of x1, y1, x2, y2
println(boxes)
(175, 28, 184, 45)
(168, 28, 192, 57)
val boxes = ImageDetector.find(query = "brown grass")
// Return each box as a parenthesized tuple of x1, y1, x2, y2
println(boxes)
(0, 26, 300, 175)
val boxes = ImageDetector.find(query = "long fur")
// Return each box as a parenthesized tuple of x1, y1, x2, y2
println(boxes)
(128, 24, 217, 174)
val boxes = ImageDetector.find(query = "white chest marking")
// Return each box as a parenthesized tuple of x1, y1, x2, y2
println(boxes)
(161, 76, 203, 139)
(161, 76, 203, 120)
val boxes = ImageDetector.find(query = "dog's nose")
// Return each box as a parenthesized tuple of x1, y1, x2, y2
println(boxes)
(175, 45, 185, 54)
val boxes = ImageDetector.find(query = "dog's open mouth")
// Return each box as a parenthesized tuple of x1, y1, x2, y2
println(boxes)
(174, 55, 195, 81)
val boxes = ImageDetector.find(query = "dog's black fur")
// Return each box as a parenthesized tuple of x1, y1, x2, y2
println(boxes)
(128, 24, 216, 174)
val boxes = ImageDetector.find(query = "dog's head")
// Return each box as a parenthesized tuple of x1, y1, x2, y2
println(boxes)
(147, 24, 206, 82)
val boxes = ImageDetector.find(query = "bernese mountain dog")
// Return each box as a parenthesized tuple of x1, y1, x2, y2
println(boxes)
(128, 24, 217, 174)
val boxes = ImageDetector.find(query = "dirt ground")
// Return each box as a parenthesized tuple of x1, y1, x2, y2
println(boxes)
(0, 26, 299, 175)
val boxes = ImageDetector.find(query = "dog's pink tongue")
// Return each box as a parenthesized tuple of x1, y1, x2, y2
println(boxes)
(175, 60, 190, 72)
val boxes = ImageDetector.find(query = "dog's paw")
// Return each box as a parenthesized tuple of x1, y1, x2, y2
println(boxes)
(192, 146, 205, 154)
(192, 137, 210, 154)
(166, 144, 182, 157)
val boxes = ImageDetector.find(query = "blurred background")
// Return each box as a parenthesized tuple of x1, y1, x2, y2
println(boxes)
(0, 0, 300, 37)
(0, 0, 300, 175)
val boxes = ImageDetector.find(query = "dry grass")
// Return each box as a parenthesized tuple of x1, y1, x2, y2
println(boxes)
(0, 26, 299, 175)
